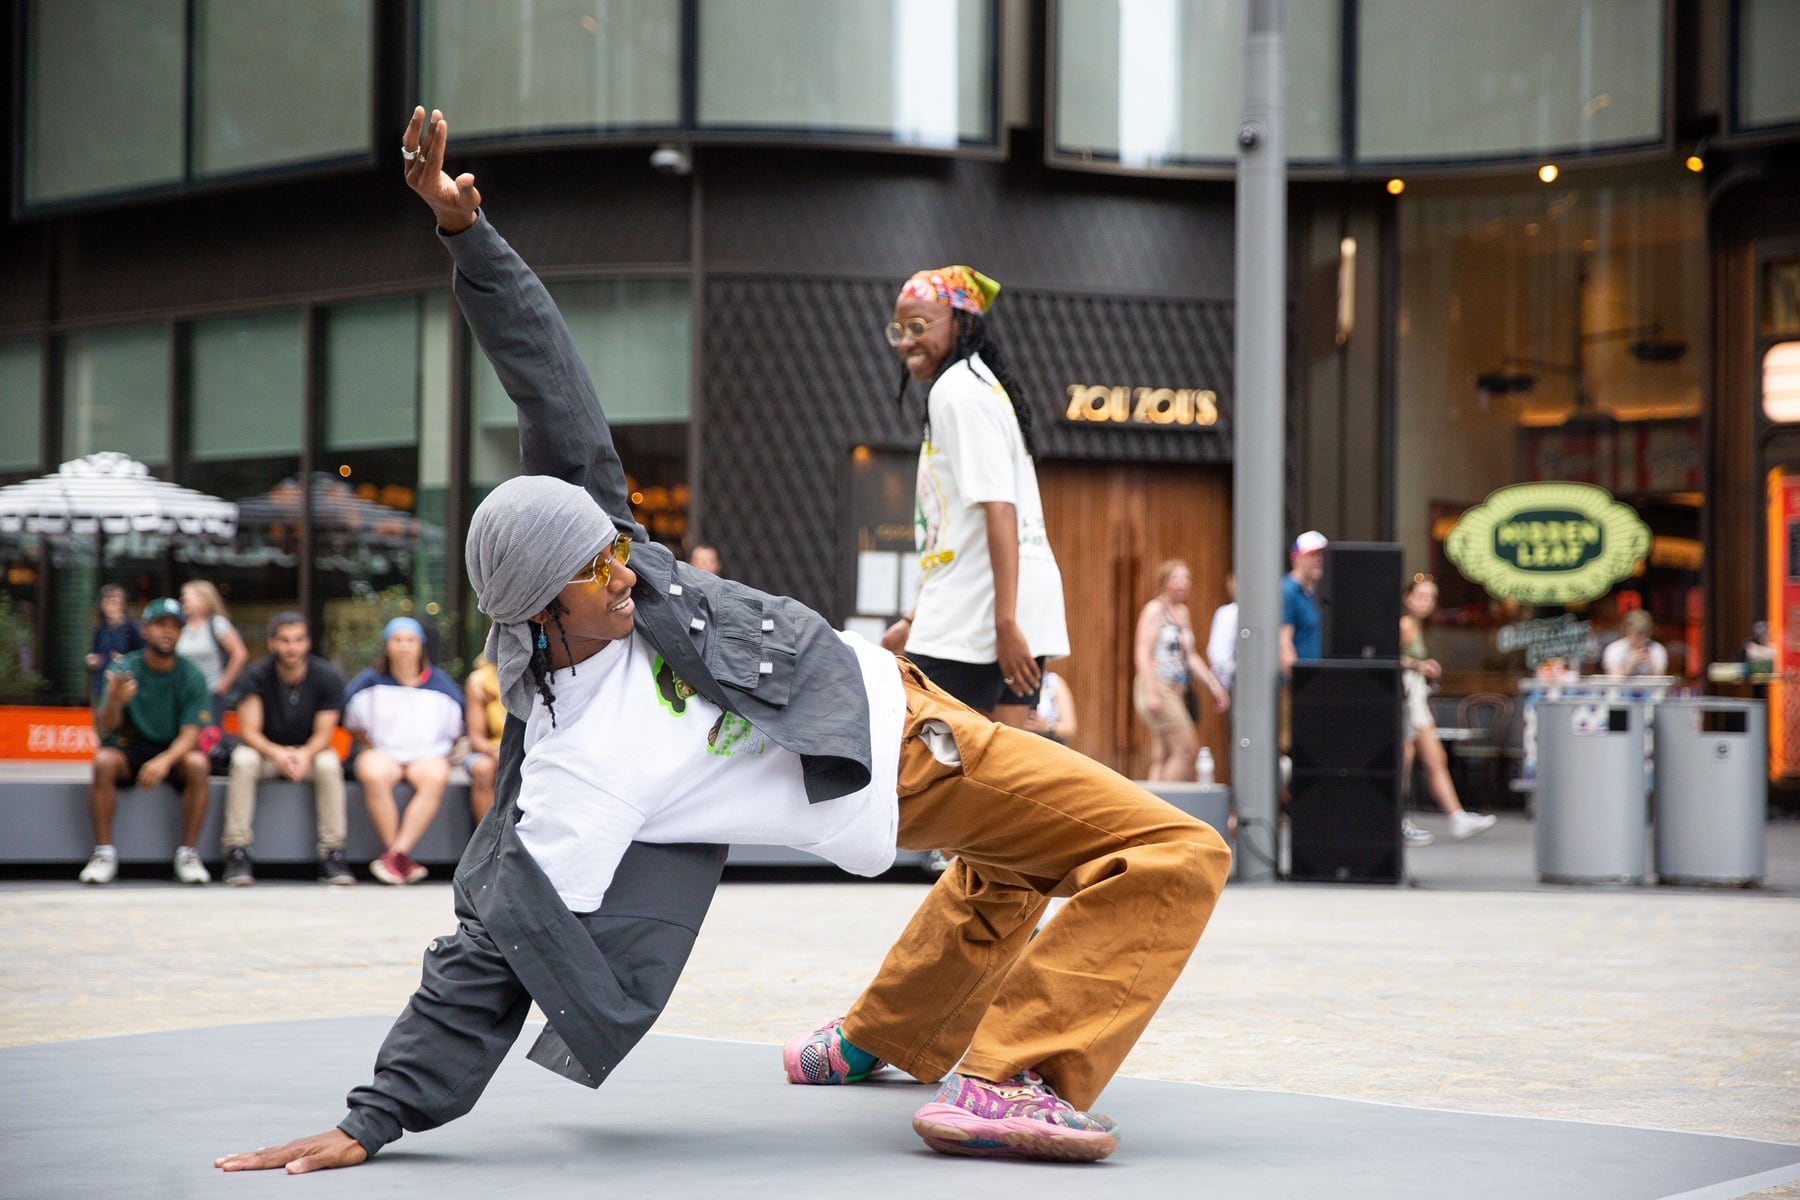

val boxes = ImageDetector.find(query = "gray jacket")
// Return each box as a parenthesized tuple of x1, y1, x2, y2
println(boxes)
(337, 214, 872, 1154)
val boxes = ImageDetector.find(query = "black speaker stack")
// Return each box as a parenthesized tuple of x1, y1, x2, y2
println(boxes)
(1289, 542, 1405, 884)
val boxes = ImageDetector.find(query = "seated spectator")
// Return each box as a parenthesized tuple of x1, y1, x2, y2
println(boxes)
(223, 613, 353, 887)
(342, 617, 465, 886)
(1600, 609, 1668, 676)
(80, 598, 213, 886)
(85, 583, 143, 704)
(462, 654, 504, 824)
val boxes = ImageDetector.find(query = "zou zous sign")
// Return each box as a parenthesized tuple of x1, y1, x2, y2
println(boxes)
(1444, 481, 1651, 604)
(1064, 385, 1219, 426)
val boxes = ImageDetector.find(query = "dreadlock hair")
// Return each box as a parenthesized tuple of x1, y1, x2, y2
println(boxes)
(525, 598, 577, 729)
(892, 309, 1037, 458)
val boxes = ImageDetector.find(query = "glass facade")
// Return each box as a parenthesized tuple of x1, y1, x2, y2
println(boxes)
(1052, 0, 1341, 166)
(421, 0, 683, 138)
(191, 0, 373, 177)
(699, 0, 994, 146)
(1358, 0, 1664, 162)
(23, 0, 373, 208)
(1393, 168, 1706, 679)
(1738, 0, 1800, 131)
(24, 0, 185, 206)
(0, 341, 44, 477)
(60, 326, 172, 467)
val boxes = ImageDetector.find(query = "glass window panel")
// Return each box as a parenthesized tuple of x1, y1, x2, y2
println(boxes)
(325, 297, 421, 451)
(192, 0, 373, 176)
(698, 0, 995, 146)
(1739, 0, 1800, 130)
(472, 278, 689, 461)
(1357, 0, 1662, 162)
(24, 0, 185, 205)
(318, 294, 446, 674)
(0, 341, 45, 474)
(61, 325, 170, 466)
(420, 0, 681, 138)
(1052, 0, 1340, 166)
(1765, 261, 1800, 339)
(190, 312, 305, 461)
(1392, 170, 1704, 643)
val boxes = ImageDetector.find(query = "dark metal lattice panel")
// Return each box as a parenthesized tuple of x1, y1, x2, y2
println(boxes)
(702, 275, 1236, 619)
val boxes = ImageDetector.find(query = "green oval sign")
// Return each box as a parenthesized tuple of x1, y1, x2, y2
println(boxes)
(1446, 482, 1650, 604)
(1491, 508, 1603, 572)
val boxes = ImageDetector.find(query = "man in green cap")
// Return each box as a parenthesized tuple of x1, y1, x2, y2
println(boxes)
(81, 597, 215, 885)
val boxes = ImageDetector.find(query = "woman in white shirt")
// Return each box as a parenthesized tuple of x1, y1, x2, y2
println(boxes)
(880, 266, 1068, 729)
(176, 579, 248, 710)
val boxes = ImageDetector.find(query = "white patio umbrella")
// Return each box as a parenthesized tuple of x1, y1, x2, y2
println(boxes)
(0, 452, 238, 563)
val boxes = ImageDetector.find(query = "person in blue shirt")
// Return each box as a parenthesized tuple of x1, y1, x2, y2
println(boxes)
(85, 584, 144, 702)
(1279, 530, 1326, 676)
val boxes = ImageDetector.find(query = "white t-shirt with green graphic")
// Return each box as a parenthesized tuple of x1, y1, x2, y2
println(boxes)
(906, 353, 1069, 664)
(514, 630, 904, 912)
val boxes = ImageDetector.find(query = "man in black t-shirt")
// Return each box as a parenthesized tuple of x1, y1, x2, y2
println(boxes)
(223, 613, 351, 886)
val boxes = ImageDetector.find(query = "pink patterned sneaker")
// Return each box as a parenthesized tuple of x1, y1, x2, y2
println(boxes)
(911, 1071, 1119, 1162)
(783, 1018, 886, 1084)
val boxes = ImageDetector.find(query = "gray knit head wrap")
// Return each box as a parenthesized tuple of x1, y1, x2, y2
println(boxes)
(465, 475, 617, 721)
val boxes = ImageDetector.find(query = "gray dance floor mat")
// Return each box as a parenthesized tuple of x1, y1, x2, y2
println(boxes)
(3, 1016, 1797, 1200)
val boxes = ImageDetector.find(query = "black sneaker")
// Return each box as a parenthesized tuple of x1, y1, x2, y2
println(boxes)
(318, 849, 355, 887)
(223, 847, 255, 887)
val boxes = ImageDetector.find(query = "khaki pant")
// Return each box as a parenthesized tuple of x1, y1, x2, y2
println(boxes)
(223, 744, 347, 857)
(843, 660, 1232, 1110)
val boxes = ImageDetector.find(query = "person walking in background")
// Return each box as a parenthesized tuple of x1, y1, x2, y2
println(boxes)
(1133, 560, 1230, 781)
(80, 598, 213, 886)
(223, 613, 353, 886)
(879, 264, 1068, 729)
(1279, 532, 1326, 678)
(177, 580, 249, 716)
(1601, 609, 1668, 677)
(462, 653, 504, 824)
(342, 616, 464, 885)
(1024, 666, 1078, 744)
(85, 583, 143, 703)
(1204, 569, 1238, 694)
(685, 544, 721, 575)
(1399, 575, 1496, 845)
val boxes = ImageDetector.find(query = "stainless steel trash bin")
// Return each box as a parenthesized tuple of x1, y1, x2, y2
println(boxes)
(1652, 699, 1768, 886)
(1534, 698, 1647, 884)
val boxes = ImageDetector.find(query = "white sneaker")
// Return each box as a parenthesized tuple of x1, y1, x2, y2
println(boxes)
(1402, 818, 1435, 847)
(1451, 811, 1498, 840)
(79, 846, 118, 885)
(173, 846, 211, 885)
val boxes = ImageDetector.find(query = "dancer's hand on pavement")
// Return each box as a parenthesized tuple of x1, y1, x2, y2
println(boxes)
(402, 106, 479, 234)
(215, 1129, 368, 1174)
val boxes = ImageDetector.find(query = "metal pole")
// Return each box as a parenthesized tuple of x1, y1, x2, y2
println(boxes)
(1233, 0, 1286, 882)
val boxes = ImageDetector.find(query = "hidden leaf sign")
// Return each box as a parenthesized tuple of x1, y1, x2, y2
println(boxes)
(1445, 482, 1651, 605)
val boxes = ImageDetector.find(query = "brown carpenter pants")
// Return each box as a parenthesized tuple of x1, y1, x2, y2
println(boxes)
(842, 659, 1231, 1111)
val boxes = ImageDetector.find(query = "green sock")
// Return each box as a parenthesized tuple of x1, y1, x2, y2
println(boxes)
(837, 1030, 879, 1076)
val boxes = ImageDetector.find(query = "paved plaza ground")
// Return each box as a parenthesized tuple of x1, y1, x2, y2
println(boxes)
(2, 812, 1796, 1195)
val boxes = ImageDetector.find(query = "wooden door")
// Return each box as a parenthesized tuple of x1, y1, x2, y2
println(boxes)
(1037, 461, 1233, 780)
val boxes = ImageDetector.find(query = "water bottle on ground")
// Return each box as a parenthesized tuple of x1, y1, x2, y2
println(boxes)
(1197, 746, 1215, 786)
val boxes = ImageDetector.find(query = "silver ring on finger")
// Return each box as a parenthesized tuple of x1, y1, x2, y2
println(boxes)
(401, 145, 419, 162)
(1003, 676, 1015, 685)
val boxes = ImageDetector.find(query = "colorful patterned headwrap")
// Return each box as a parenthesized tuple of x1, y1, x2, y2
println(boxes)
(898, 266, 1001, 316)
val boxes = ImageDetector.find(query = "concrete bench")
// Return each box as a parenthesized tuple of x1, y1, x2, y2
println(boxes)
(0, 765, 477, 869)
(0, 764, 935, 875)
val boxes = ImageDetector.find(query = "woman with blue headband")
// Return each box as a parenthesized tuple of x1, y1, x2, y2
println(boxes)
(341, 616, 466, 885)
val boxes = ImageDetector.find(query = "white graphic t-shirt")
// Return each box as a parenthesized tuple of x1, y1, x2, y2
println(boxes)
(515, 630, 905, 912)
(906, 354, 1069, 664)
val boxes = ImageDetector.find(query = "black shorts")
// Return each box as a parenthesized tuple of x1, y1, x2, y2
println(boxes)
(106, 742, 199, 787)
(904, 653, 1048, 713)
